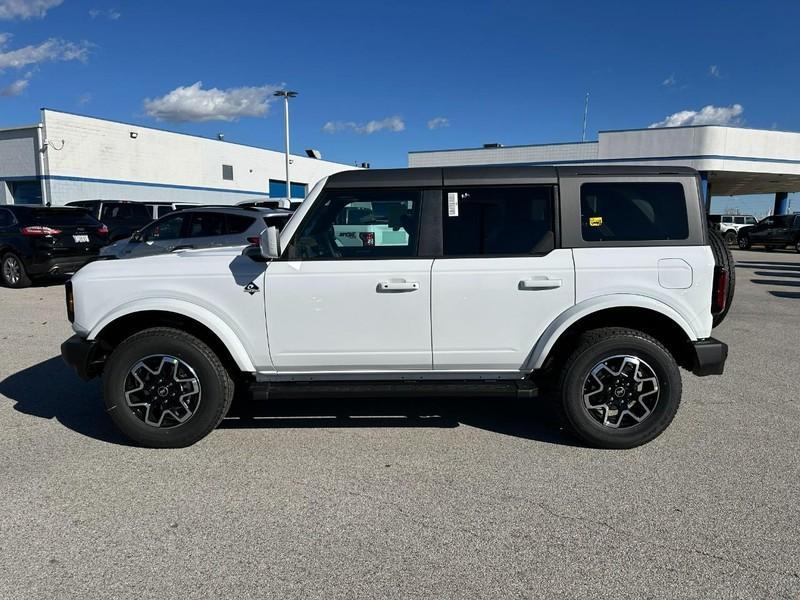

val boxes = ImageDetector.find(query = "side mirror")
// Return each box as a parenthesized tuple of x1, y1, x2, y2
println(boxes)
(259, 226, 281, 259)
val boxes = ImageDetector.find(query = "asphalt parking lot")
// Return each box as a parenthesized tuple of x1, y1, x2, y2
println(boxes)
(1, 249, 798, 599)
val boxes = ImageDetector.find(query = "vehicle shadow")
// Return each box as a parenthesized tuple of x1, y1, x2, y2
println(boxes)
(750, 279, 800, 288)
(0, 356, 127, 445)
(770, 291, 800, 299)
(1, 356, 578, 447)
(223, 392, 577, 446)
(752, 271, 800, 278)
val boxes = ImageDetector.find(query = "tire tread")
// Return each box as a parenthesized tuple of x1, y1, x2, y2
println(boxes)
(104, 327, 234, 448)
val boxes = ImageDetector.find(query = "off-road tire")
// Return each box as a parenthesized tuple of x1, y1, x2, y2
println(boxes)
(724, 230, 736, 245)
(557, 327, 682, 449)
(707, 228, 735, 327)
(103, 327, 234, 448)
(1, 252, 32, 288)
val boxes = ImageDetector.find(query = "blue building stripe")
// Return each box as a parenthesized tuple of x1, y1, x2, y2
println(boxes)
(43, 174, 269, 196)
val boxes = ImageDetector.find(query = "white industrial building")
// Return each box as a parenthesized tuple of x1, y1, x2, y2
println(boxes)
(409, 125, 800, 214)
(0, 109, 356, 206)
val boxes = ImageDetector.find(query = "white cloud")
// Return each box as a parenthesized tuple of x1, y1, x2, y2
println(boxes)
(661, 74, 676, 87)
(709, 64, 721, 78)
(0, 76, 27, 95)
(322, 115, 405, 135)
(427, 116, 450, 130)
(143, 81, 280, 122)
(0, 0, 62, 20)
(649, 104, 743, 128)
(0, 35, 91, 69)
(89, 8, 120, 20)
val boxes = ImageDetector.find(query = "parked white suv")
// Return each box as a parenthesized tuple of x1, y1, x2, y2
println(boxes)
(708, 214, 758, 244)
(61, 166, 731, 449)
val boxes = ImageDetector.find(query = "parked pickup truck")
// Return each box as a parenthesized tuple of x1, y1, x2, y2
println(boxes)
(61, 166, 731, 449)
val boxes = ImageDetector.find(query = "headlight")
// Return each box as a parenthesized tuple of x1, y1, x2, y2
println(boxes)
(65, 280, 75, 323)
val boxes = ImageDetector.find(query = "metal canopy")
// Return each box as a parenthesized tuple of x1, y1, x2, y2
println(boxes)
(706, 171, 800, 196)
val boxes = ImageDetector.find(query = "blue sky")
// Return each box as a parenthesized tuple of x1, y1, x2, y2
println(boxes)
(1, 0, 798, 213)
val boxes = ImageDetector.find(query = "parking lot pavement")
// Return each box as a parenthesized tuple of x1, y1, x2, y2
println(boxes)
(0, 249, 798, 599)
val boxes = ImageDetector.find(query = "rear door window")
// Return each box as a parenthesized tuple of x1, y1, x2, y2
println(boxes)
(141, 213, 187, 241)
(580, 182, 689, 242)
(441, 186, 555, 256)
(187, 212, 226, 238)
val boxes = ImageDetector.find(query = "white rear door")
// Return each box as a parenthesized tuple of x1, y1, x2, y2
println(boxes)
(265, 187, 433, 372)
(430, 183, 575, 371)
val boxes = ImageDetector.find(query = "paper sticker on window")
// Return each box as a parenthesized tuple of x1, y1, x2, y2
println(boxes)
(589, 216, 603, 227)
(447, 192, 459, 217)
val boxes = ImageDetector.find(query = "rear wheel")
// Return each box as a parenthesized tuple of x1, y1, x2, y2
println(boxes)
(557, 328, 682, 449)
(707, 228, 735, 327)
(103, 327, 234, 448)
(1, 252, 32, 288)
(795, 239, 800, 254)
(724, 230, 736, 245)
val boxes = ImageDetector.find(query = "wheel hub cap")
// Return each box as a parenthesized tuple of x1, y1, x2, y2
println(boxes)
(3, 257, 20, 284)
(582, 355, 660, 429)
(124, 355, 201, 428)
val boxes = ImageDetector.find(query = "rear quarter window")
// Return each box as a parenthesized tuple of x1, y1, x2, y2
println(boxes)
(226, 214, 255, 234)
(580, 182, 689, 242)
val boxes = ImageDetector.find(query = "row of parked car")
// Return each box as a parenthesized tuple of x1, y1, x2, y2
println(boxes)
(0, 200, 293, 288)
(709, 212, 800, 252)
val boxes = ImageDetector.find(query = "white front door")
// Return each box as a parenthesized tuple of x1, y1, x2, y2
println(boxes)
(264, 187, 432, 372)
(430, 184, 575, 371)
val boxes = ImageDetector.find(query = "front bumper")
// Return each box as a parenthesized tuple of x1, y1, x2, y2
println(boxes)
(60, 335, 101, 380)
(689, 337, 728, 376)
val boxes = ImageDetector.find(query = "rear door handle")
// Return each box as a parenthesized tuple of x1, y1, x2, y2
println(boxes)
(377, 280, 420, 292)
(519, 277, 562, 290)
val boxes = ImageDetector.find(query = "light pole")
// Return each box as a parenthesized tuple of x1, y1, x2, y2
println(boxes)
(274, 90, 297, 199)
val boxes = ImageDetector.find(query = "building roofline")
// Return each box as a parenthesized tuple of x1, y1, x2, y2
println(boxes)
(39, 107, 353, 166)
(0, 123, 41, 133)
(599, 124, 800, 135)
(408, 139, 599, 155)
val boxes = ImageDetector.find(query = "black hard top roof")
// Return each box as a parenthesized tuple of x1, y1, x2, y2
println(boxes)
(326, 165, 699, 188)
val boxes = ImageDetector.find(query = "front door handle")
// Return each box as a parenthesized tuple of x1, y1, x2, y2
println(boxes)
(519, 277, 562, 290)
(377, 280, 420, 292)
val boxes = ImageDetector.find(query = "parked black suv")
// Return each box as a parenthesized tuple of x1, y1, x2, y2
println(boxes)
(0, 206, 109, 288)
(66, 200, 153, 241)
(737, 214, 800, 253)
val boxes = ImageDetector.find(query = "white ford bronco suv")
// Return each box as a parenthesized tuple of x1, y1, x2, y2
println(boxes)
(61, 166, 732, 449)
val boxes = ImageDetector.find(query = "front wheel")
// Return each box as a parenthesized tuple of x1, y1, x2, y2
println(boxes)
(557, 328, 682, 449)
(103, 327, 234, 447)
(737, 234, 751, 250)
(795, 239, 800, 254)
(724, 230, 737, 245)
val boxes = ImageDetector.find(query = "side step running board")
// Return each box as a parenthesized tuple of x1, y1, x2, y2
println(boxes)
(249, 380, 539, 401)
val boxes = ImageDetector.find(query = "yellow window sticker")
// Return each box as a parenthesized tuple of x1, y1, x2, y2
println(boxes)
(589, 216, 603, 227)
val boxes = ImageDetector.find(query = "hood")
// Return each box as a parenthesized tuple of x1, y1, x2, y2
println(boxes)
(74, 245, 253, 283)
